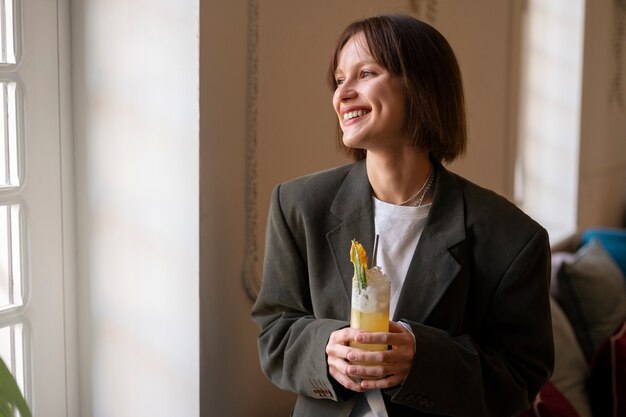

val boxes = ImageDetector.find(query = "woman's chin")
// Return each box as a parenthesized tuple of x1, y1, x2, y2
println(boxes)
(341, 136, 367, 151)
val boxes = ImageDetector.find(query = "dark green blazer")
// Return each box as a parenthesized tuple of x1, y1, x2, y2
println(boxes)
(252, 160, 553, 417)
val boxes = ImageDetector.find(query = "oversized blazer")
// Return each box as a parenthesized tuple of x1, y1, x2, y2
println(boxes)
(251, 160, 553, 417)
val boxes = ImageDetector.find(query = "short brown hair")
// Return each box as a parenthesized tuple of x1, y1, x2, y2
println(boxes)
(328, 14, 467, 163)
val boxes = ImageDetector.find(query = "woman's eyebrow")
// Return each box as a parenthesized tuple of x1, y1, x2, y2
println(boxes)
(335, 58, 379, 75)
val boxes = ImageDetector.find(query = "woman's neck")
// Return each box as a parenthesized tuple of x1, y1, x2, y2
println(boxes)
(365, 147, 432, 205)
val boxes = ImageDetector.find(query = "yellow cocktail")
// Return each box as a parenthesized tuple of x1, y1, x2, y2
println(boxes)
(350, 266, 390, 353)
(348, 240, 390, 362)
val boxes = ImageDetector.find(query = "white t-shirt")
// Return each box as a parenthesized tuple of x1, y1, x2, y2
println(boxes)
(350, 197, 430, 417)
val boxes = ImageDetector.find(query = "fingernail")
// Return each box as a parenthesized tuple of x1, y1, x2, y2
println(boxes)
(347, 352, 357, 361)
(348, 366, 357, 374)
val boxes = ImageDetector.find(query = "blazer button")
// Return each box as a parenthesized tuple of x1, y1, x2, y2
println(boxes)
(417, 396, 434, 408)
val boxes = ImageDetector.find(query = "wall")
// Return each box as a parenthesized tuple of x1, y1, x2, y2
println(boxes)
(72, 1, 199, 416)
(578, 0, 626, 228)
(200, 1, 519, 416)
(200, 2, 274, 415)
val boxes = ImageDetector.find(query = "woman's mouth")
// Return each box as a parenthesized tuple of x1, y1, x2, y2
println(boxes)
(343, 109, 370, 122)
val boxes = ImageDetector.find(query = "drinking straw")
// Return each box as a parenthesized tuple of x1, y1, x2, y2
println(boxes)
(372, 234, 380, 267)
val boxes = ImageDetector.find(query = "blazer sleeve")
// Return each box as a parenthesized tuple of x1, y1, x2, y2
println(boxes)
(251, 185, 351, 402)
(388, 227, 554, 416)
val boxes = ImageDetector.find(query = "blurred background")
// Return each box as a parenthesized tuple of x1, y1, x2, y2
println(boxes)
(0, 0, 623, 416)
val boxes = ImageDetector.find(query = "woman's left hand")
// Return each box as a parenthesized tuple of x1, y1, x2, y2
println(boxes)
(347, 321, 416, 390)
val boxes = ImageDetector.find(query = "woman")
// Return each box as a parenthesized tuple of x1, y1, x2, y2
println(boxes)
(252, 14, 553, 417)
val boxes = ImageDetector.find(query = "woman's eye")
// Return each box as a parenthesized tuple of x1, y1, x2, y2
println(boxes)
(361, 70, 374, 78)
(335, 79, 345, 86)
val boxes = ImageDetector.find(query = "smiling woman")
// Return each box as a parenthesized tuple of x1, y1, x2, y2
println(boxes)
(332, 34, 407, 158)
(252, 13, 553, 417)
(328, 16, 466, 164)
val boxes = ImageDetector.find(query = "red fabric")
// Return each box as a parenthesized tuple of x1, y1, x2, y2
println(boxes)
(519, 382, 580, 417)
(588, 320, 626, 417)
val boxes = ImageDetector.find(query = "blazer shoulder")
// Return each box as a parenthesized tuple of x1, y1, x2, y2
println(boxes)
(446, 173, 549, 285)
(275, 163, 356, 210)
(452, 173, 545, 237)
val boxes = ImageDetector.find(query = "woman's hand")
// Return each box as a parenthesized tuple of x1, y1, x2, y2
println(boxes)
(326, 321, 415, 392)
(326, 327, 366, 392)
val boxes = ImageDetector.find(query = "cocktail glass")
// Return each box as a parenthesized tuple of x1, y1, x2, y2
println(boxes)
(349, 266, 390, 358)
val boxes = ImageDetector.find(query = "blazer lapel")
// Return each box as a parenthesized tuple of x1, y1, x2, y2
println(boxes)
(326, 161, 375, 302)
(324, 161, 467, 324)
(393, 163, 466, 323)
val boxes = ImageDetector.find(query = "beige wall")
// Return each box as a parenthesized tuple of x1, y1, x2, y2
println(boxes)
(201, 2, 521, 416)
(201, 2, 277, 416)
(578, 0, 626, 228)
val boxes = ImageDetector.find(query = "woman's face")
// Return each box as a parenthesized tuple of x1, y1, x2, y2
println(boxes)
(332, 33, 407, 154)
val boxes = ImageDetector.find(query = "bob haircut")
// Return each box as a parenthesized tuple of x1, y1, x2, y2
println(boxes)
(328, 14, 467, 163)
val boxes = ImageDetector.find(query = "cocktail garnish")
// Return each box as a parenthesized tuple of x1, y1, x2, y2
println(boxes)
(350, 239, 368, 292)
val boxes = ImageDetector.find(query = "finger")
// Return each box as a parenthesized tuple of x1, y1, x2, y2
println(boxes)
(354, 331, 410, 347)
(327, 353, 352, 375)
(326, 342, 352, 361)
(347, 357, 411, 379)
(388, 321, 406, 333)
(389, 322, 416, 353)
(360, 373, 406, 390)
(329, 327, 358, 345)
(327, 329, 361, 359)
(328, 349, 382, 379)
(345, 352, 392, 378)
(365, 331, 412, 345)
(347, 353, 412, 384)
(350, 345, 414, 369)
(346, 363, 387, 380)
(355, 331, 413, 352)
(354, 331, 392, 346)
(328, 364, 365, 392)
(347, 349, 388, 365)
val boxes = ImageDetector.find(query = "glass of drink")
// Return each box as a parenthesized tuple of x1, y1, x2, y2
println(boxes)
(348, 239, 390, 364)
(350, 266, 390, 354)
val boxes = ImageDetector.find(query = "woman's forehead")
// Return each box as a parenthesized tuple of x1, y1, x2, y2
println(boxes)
(336, 33, 376, 68)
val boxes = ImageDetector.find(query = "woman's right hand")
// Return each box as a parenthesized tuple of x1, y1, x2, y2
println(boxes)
(326, 327, 367, 392)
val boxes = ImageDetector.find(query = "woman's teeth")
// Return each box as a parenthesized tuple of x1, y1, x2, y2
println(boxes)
(343, 110, 369, 121)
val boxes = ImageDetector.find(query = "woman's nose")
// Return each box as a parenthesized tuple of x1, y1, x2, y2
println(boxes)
(335, 79, 357, 100)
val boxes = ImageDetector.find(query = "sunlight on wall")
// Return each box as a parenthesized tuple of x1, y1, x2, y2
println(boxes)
(74, 0, 199, 416)
(517, 0, 585, 243)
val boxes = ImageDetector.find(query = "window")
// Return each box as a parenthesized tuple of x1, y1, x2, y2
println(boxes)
(516, 0, 585, 243)
(0, 78, 23, 190)
(0, 0, 21, 67)
(0, 201, 26, 313)
(0, 0, 30, 413)
(0, 320, 31, 403)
